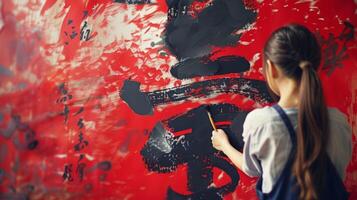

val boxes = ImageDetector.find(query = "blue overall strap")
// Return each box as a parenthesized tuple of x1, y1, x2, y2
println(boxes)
(256, 104, 299, 200)
(272, 104, 297, 157)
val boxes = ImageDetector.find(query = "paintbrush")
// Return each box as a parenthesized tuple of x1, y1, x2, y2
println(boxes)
(205, 106, 217, 131)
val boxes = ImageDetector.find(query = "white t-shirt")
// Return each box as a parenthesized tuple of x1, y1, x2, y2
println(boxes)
(241, 106, 352, 193)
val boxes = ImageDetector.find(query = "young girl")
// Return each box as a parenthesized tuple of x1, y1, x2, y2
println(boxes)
(211, 24, 352, 199)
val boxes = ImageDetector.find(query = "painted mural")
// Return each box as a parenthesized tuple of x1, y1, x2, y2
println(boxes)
(0, 0, 356, 199)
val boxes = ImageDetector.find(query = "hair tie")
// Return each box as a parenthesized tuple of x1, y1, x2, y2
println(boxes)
(299, 61, 311, 70)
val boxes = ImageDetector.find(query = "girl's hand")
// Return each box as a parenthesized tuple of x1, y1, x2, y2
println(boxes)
(211, 129, 230, 151)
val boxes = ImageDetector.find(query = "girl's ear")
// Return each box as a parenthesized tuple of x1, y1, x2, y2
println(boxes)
(267, 60, 278, 79)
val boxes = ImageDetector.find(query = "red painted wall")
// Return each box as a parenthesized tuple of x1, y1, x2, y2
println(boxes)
(0, 0, 356, 199)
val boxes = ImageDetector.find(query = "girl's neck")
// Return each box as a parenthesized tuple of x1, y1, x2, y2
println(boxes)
(277, 78, 300, 109)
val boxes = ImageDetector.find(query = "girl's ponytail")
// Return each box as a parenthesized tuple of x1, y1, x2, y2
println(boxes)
(296, 60, 329, 199)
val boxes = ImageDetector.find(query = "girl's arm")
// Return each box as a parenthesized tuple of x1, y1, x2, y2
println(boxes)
(211, 129, 244, 171)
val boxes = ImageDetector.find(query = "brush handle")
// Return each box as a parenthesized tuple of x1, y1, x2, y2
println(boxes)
(207, 111, 217, 131)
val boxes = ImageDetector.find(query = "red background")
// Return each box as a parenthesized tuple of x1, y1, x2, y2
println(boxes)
(0, 0, 356, 199)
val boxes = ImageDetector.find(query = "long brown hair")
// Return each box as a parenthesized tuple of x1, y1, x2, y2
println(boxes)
(263, 24, 329, 199)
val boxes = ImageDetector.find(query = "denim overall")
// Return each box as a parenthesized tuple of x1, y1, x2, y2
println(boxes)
(256, 104, 349, 200)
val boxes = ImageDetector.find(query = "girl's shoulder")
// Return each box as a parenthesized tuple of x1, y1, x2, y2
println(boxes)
(245, 105, 292, 121)
(326, 107, 351, 141)
(243, 106, 351, 135)
(242, 106, 293, 144)
(327, 107, 349, 125)
(243, 106, 286, 131)
(245, 106, 348, 126)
